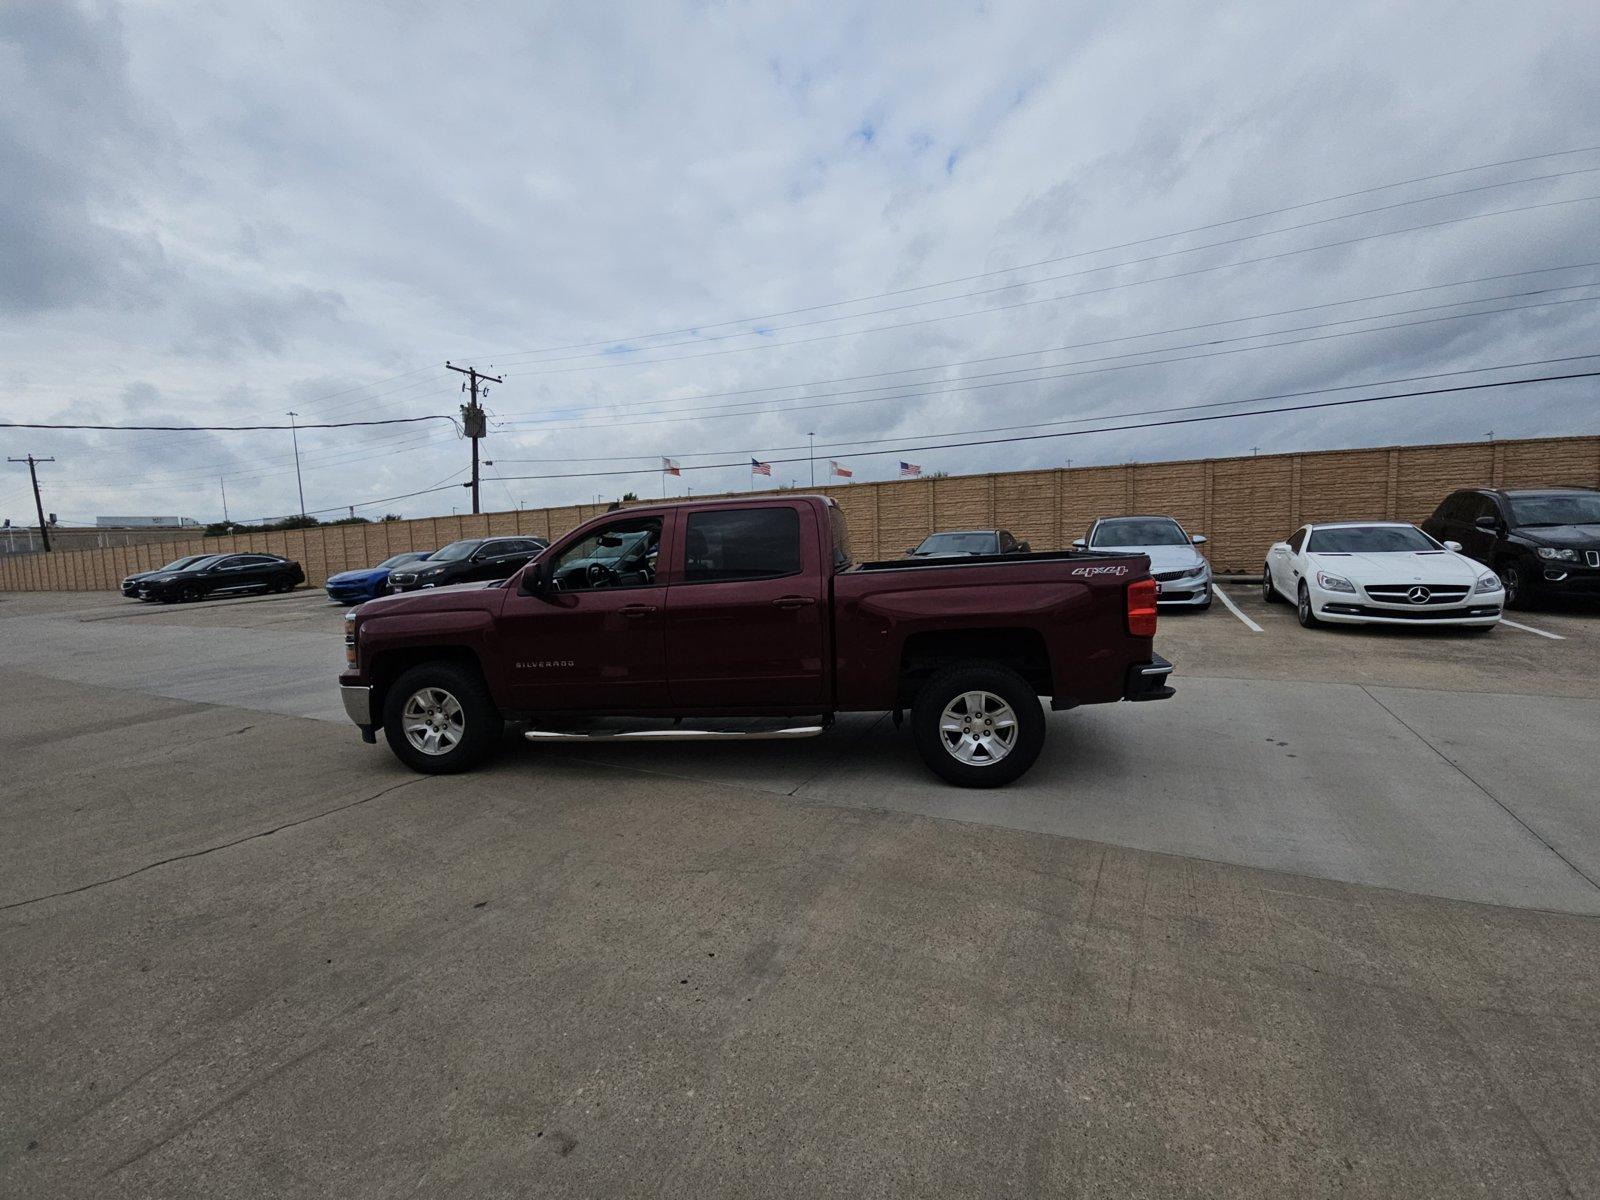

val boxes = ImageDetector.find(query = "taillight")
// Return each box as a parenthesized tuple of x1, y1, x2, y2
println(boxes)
(1126, 577, 1158, 637)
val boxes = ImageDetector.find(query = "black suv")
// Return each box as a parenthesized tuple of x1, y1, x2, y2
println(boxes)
(139, 553, 305, 602)
(1422, 487, 1600, 608)
(387, 536, 548, 592)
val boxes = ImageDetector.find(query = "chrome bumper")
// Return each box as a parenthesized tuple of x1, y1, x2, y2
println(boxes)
(340, 684, 374, 730)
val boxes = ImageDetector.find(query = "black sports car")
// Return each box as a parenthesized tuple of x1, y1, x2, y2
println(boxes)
(139, 553, 305, 602)
(119, 554, 219, 598)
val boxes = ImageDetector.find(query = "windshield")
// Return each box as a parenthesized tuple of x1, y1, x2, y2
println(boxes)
(1508, 493, 1600, 526)
(377, 552, 427, 569)
(427, 540, 481, 562)
(1090, 518, 1188, 547)
(161, 555, 211, 571)
(915, 532, 997, 554)
(1307, 525, 1439, 553)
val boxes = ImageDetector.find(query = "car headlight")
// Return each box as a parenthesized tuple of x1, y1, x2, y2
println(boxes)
(1315, 570, 1356, 593)
(419, 565, 445, 576)
(1536, 547, 1578, 562)
(1180, 563, 1207, 579)
(1474, 572, 1503, 594)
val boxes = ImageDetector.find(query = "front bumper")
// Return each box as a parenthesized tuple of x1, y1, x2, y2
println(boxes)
(1123, 654, 1176, 701)
(340, 684, 377, 743)
(1315, 598, 1503, 625)
(1155, 570, 1210, 606)
(326, 584, 378, 604)
(1534, 566, 1600, 596)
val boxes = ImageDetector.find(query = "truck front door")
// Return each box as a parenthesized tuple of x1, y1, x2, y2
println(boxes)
(497, 514, 671, 712)
(664, 504, 827, 708)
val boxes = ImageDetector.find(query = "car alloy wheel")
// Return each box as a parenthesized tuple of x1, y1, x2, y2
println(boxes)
(938, 690, 1019, 766)
(1498, 563, 1524, 609)
(401, 686, 466, 756)
(180, 585, 200, 603)
(1297, 582, 1319, 628)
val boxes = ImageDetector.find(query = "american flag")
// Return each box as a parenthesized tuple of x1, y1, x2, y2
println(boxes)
(830, 460, 853, 479)
(751, 458, 772, 476)
(899, 461, 922, 477)
(661, 457, 681, 476)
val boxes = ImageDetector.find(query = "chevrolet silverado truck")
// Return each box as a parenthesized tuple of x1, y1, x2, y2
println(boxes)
(338, 495, 1173, 787)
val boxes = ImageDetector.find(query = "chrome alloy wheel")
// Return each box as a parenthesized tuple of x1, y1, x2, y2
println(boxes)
(402, 686, 465, 756)
(938, 690, 1019, 766)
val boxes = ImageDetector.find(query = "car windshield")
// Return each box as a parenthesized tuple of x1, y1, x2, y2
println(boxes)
(377, 552, 426, 569)
(427, 540, 481, 562)
(1307, 525, 1439, 553)
(915, 533, 997, 554)
(160, 555, 209, 571)
(1508, 493, 1600, 526)
(1090, 518, 1188, 547)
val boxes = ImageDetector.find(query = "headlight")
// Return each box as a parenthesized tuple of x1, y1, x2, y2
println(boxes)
(1475, 572, 1503, 594)
(1536, 547, 1578, 562)
(1180, 563, 1207, 579)
(1315, 570, 1356, 593)
(419, 565, 445, 576)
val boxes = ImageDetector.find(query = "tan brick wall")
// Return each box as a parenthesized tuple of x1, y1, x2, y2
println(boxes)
(4, 435, 1598, 592)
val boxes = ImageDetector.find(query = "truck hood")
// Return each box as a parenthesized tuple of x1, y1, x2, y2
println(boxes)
(1517, 522, 1600, 549)
(351, 580, 502, 616)
(1094, 543, 1205, 573)
(1306, 549, 1482, 585)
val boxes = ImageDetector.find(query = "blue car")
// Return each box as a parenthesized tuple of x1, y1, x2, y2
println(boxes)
(325, 551, 434, 604)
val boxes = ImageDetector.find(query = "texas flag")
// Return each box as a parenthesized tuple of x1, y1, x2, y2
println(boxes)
(661, 457, 681, 476)
(830, 460, 853, 479)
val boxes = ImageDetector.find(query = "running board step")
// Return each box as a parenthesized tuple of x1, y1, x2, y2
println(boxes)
(525, 724, 825, 744)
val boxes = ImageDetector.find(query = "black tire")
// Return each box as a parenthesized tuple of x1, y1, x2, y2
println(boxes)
(1262, 565, 1279, 604)
(1296, 581, 1320, 628)
(180, 584, 200, 603)
(270, 574, 295, 594)
(1498, 560, 1531, 610)
(382, 661, 502, 774)
(910, 662, 1045, 788)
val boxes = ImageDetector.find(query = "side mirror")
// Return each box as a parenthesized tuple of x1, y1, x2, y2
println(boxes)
(1474, 514, 1499, 531)
(517, 563, 546, 596)
(906, 547, 919, 556)
(1071, 538, 1087, 549)
(1018, 541, 1031, 553)
(1191, 534, 1208, 545)
(1444, 540, 1463, 552)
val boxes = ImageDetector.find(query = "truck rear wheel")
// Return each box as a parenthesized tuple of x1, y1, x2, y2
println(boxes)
(383, 662, 502, 774)
(911, 662, 1044, 788)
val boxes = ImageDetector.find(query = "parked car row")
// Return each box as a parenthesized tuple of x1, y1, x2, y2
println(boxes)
(119, 553, 305, 602)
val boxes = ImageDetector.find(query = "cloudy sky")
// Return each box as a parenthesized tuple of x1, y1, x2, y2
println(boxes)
(2, 0, 1598, 526)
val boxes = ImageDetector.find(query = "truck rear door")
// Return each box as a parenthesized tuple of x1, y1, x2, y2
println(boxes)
(663, 502, 827, 708)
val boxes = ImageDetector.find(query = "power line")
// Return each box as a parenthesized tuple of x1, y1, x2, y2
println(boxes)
(0, 414, 458, 432)
(488, 290, 1600, 434)
(486, 353, 1600, 463)
(487, 192, 1600, 380)
(492, 368, 1600, 482)
(470, 145, 1600, 363)
(490, 261, 1600, 422)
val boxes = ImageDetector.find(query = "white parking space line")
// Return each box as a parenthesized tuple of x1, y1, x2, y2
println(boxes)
(1499, 617, 1565, 641)
(1211, 584, 1264, 633)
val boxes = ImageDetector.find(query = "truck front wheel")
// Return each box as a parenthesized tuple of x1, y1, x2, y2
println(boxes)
(911, 662, 1044, 788)
(383, 662, 503, 774)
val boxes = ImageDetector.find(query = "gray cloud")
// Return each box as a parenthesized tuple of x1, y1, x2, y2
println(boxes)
(3, 0, 1599, 527)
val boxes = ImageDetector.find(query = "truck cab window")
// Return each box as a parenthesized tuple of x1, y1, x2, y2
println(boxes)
(683, 508, 801, 583)
(547, 517, 662, 591)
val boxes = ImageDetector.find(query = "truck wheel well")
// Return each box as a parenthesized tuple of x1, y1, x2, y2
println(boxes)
(371, 646, 489, 717)
(898, 627, 1052, 705)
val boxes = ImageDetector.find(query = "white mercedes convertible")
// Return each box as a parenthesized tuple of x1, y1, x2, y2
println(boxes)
(1263, 521, 1504, 630)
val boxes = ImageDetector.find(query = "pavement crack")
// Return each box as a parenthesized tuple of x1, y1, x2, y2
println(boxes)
(1358, 685, 1600, 895)
(0, 777, 428, 913)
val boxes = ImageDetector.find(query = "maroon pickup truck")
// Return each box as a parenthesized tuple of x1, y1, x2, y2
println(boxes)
(338, 495, 1173, 787)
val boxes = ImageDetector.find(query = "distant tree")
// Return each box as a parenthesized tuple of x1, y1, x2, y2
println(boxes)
(381, 513, 403, 522)
(621, 492, 638, 502)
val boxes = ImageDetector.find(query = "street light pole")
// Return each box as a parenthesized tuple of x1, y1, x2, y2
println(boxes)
(808, 432, 815, 487)
(287, 411, 306, 519)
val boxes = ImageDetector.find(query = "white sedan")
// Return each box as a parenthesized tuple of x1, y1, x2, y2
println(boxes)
(1263, 521, 1504, 630)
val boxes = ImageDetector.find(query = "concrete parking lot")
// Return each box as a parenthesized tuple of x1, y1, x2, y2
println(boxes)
(3, 586, 1598, 1197)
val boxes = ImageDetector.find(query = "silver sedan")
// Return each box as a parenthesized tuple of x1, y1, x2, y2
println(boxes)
(1075, 515, 1212, 608)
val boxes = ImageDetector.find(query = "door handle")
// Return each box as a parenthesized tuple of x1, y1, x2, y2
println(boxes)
(619, 604, 657, 617)
(771, 595, 816, 610)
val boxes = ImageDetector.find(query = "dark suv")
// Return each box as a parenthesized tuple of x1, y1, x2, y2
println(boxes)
(387, 536, 548, 592)
(1421, 487, 1600, 607)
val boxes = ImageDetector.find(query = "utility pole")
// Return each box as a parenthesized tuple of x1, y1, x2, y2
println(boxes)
(808, 432, 816, 487)
(286, 412, 307, 519)
(446, 362, 501, 515)
(219, 476, 230, 524)
(8, 454, 55, 552)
